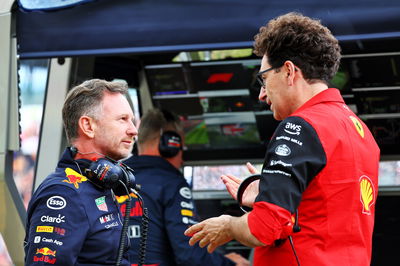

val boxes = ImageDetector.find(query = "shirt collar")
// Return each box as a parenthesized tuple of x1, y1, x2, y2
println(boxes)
(293, 88, 344, 115)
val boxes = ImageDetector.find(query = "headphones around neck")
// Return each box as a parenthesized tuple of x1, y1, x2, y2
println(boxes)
(159, 130, 182, 158)
(70, 147, 137, 194)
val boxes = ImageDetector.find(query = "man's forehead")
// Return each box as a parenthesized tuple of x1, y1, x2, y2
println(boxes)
(260, 55, 271, 69)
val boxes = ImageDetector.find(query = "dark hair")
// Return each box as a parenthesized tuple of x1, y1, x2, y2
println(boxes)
(62, 79, 128, 144)
(137, 108, 182, 147)
(254, 12, 341, 84)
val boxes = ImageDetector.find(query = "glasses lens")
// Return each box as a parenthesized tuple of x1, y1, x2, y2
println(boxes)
(256, 75, 264, 87)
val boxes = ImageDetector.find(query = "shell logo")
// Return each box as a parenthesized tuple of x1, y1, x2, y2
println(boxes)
(349, 116, 364, 138)
(359, 175, 375, 215)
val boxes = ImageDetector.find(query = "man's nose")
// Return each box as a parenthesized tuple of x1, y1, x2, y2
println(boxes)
(258, 87, 266, 101)
(128, 122, 138, 136)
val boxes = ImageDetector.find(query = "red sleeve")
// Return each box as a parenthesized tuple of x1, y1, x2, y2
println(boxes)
(247, 201, 294, 245)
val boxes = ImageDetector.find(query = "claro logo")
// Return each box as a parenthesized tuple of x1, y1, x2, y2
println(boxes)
(46, 196, 66, 210)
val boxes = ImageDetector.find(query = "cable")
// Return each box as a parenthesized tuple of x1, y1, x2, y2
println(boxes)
(288, 236, 300, 266)
(116, 181, 132, 266)
(131, 189, 149, 266)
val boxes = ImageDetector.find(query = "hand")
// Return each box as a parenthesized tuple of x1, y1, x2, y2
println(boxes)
(245, 162, 258, 175)
(221, 162, 259, 207)
(224, 252, 250, 266)
(184, 215, 233, 253)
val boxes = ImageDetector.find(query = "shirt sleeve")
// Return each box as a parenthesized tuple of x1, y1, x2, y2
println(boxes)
(248, 116, 326, 245)
(24, 185, 90, 265)
(163, 180, 235, 266)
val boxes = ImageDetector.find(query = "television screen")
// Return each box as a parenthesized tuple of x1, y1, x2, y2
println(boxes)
(354, 90, 400, 114)
(145, 60, 275, 162)
(145, 64, 188, 96)
(346, 55, 400, 88)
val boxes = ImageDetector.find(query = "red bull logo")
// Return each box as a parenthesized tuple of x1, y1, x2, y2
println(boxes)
(36, 247, 56, 257)
(63, 168, 88, 189)
(33, 255, 56, 264)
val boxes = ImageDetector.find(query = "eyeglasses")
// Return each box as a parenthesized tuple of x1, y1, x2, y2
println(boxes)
(256, 67, 275, 88)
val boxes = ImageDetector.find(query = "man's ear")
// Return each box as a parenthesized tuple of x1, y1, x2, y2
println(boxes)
(284, 60, 297, 86)
(78, 115, 96, 139)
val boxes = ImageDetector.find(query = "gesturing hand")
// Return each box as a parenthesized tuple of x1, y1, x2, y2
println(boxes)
(184, 215, 234, 253)
(221, 162, 259, 208)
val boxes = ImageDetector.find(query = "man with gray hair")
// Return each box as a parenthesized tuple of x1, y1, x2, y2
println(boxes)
(24, 79, 138, 265)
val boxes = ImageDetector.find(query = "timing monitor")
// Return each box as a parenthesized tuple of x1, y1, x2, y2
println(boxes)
(344, 55, 400, 88)
(144, 60, 278, 163)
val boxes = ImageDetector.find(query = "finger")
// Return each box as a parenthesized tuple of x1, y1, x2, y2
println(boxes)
(222, 174, 242, 184)
(225, 181, 239, 200)
(207, 242, 217, 253)
(184, 223, 202, 236)
(246, 162, 258, 174)
(221, 175, 240, 199)
(188, 231, 205, 246)
(198, 235, 210, 248)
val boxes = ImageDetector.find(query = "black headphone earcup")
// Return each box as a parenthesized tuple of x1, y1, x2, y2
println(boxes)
(86, 158, 124, 189)
(159, 131, 182, 158)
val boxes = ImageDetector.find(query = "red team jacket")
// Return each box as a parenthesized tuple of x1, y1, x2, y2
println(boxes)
(248, 88, 380, 266)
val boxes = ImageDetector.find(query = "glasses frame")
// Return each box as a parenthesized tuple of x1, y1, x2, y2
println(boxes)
(256, 66, 275, 88)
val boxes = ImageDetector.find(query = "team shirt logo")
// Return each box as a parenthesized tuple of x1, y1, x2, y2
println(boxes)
(36, 226, 54, 233)
(284, 122, 302, 135)
(349, 116, 364, 138)
(63, 168, 88, 189)
(99, 214, 114, 224)
(95, 196, 108, 212)
(128, 225, 141, 239)
(360, 175, 375, 215)
(46, 196, 66, 210)
(275, 144, 291, 156)
(181, 209, 194, 217)
(180, 201, 194, 209)
(116, 192, 138, 204)
(36, 247, 56, 257)
(179, 187, 192, 199)
(41, 214, 65, 224)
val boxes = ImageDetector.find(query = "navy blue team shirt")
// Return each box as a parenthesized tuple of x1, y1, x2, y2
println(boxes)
(122, 155, 234, 266)
(24, 148, 130, 265)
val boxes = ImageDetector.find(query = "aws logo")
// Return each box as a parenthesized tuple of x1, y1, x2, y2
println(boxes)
(349, 116, 364, 138)
(359, 175, 376, 215)
(284, 122, 302, 135)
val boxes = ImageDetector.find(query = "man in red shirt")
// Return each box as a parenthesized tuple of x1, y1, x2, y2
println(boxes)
(185, 12, 380, 266)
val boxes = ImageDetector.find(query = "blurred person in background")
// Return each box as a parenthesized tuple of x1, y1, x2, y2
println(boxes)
(122, 108, 249, 266)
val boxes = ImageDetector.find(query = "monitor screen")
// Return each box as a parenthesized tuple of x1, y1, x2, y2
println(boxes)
(354, 90, 400, 114)
(146, 60, 274, 162)
(346, 55, 400, 88)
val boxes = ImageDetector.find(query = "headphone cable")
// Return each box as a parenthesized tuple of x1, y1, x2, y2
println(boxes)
(131, 189, 149, 266)
(115, 181, 132, 266)
(288, 236, 300, 266)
